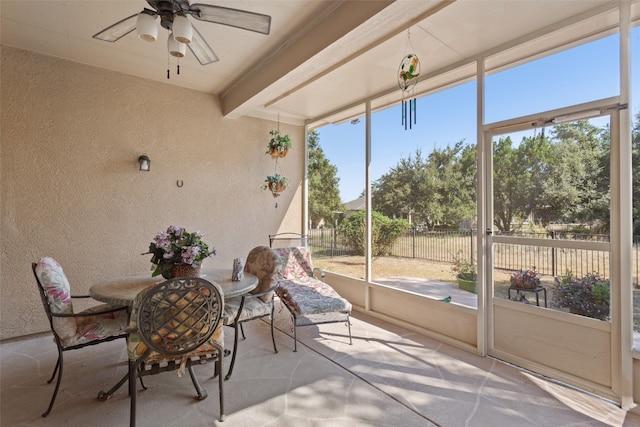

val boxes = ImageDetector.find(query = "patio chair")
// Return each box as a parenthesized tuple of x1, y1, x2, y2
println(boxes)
(32, 257, 128, 417)
(127, 277, 225, 426)
(273, 246, 352, 351)
(223, 246, 281, 380)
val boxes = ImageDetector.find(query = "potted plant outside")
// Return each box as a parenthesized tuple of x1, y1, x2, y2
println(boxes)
(551, 271, 610, 320)
(262, 174, 289, 195)
(510, 267, 541, 289)
(266, 130, 292, 158)
(142, 225, 216, 279)
(451, 252, 477, 293)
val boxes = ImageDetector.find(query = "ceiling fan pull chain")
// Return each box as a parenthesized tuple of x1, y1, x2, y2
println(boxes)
(167, 54, 170, 79)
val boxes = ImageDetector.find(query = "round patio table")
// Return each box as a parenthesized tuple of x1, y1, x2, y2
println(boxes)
(90, 268, 258, 306)
(91, 267, 256, 402)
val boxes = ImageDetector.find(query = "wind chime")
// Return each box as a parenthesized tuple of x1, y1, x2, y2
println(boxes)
(397, 30, 420, 130)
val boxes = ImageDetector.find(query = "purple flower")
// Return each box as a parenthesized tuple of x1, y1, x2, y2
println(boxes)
(167, 225, 184, 237)
(181, 246, 201, 265)
(154, 231, 172, 250)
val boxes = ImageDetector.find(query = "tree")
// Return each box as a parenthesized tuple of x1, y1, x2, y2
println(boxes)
(540, 121, 609, 227)
(492, 136, 521, 232)
(369, 119, 613, 233)
(372, 144, 476, 229)
(372, 149, 439, 226)
(490, 121, 609, 231)
(428, 142, 476, 227)
(492, 132, 554, 231)
(307, 130, 344, 227)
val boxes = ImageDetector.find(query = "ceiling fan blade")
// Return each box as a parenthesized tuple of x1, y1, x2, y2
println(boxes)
(188, 24, 219, 65)
(92, 13, 139, 42)
(189, 4, 271, 35)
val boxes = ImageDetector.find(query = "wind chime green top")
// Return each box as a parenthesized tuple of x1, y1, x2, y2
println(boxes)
(397, 53, 420, 91)
(398, 53, 420, 130)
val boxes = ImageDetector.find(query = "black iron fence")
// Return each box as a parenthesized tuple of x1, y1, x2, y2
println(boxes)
(309, 227, 351, 258)
(308, 228, 637, 284)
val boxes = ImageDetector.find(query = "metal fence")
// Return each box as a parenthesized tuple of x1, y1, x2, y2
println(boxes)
(308, 228, 637, 284)
(308, 228, 351, 257)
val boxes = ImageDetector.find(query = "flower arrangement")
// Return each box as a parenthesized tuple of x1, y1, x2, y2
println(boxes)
(551, 271, 610, 320)
(451, 252, 476, 281)
(510, 267, 540, 290)
(266, 130, 292, 157)
(143, 225, 215, 279)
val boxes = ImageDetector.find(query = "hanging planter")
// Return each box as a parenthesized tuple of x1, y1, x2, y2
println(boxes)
(266, 130, 292, 158)
(269, 181, 286, 193)
(262, 174, 289, 197)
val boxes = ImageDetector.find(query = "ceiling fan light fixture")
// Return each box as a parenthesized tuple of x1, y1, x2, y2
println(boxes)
(136, 12, 157, 42)
(172, 15, 192, 44)
(168, 33, 186, 58)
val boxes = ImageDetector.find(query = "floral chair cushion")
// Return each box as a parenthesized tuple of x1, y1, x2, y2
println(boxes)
(35, 257, 128, 347)
(35, 257, 77, 340)
(63, 304, 128, 347)
(277, 275, 352, 316)
(245, 246, 281, 302)
(127, 287, 224, 366)
(223, 297, 272, 324)
(274, 247, 314, 280)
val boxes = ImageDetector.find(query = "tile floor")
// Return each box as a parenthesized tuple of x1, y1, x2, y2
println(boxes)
(2, 304, 640, 427)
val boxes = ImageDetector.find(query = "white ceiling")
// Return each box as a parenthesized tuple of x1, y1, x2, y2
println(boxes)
(2, 0, 638, 128)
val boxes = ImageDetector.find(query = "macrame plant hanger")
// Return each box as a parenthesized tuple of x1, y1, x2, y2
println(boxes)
(398, 29, 420, 130)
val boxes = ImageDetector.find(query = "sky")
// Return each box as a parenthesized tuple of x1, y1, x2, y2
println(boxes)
(316, 29, 639, 203)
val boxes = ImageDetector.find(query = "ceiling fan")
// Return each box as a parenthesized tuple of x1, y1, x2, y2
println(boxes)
(93, 0, 271, 67)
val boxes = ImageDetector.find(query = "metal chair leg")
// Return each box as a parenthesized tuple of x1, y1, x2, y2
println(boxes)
(217, 353, 225, 422)
(225, 323, 241, 380)
(129, 361, 137, 427)
(42, 351, 63, 417)
(46, 354, 61, 384)
(292, 314, 298, 352)
(188, 364, 208, 400)
(270, 304, 278, 354)
(97, 372, 129, 401)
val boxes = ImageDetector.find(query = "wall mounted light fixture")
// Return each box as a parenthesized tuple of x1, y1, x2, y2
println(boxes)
(138, 155, 150, 171)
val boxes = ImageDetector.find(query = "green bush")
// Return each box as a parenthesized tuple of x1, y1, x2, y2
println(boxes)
(338, 210, 409, 256)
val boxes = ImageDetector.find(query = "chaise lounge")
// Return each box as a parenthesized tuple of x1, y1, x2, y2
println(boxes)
(273, 246, 352, 351)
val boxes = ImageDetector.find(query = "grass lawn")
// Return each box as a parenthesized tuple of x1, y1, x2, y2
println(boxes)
(314, 254, 640, 332)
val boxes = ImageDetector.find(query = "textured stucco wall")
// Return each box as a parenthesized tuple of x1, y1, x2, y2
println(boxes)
(0, 46, 304, 340)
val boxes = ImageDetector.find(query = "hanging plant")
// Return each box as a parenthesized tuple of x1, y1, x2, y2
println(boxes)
(266, 130, 292, 158)
(262, 174, 289, 197)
